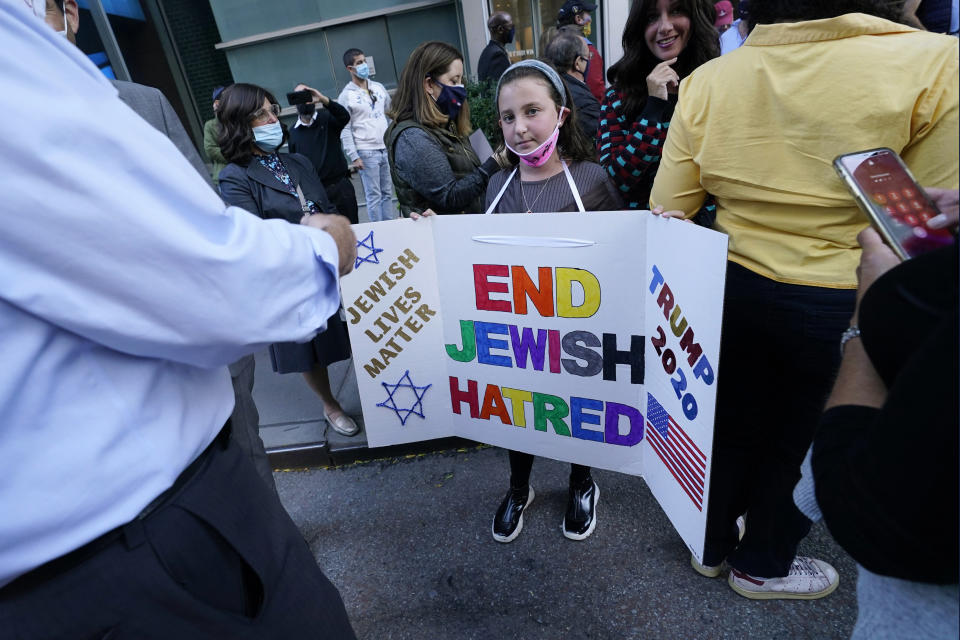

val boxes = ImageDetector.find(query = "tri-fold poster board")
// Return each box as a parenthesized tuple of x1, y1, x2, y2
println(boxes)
(340, 212, 727, 561)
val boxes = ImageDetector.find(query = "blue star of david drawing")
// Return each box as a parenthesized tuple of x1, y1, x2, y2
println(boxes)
(376, 370, 432, 426)
(355, 230, 384, 268)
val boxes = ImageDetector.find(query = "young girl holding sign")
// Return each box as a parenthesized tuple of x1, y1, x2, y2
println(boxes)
(486, 60, 624, 543)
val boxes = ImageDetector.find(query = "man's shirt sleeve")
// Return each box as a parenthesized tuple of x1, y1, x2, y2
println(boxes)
(0, 6, 343, 369)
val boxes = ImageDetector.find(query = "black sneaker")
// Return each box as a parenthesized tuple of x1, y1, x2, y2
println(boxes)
(562, 479, 599, 541)
(492, 486, 535, 543)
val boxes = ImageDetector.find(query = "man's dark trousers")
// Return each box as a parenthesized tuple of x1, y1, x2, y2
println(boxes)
(0, 425, 357, 639)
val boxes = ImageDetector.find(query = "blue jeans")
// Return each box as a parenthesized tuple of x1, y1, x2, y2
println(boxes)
(357, 148, 395, 222)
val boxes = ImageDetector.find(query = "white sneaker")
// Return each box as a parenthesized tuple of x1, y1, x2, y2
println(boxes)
(691, 515, 747, 578)
(728, 556, 839, 600)
(691, 555, 724, 578)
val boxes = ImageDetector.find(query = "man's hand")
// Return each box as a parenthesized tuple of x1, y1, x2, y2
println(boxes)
(351, 158, 364, 171)
(301, 214, 357, 276)
(295, 83, 330, 106)
(645, 58, 679, 101)
(853, 227, 900, 321)
(924, 187, 959, 229)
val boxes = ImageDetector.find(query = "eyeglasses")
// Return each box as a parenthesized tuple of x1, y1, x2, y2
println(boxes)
(250, 103, 281, 123)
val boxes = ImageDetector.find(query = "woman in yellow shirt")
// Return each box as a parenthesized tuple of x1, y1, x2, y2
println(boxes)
(651, 0, 958, 600)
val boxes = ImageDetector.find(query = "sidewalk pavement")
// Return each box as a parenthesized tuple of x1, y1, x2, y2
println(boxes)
(274, 446, 859, 640)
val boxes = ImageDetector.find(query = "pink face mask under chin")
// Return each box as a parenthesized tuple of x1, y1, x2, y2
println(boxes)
(505, 119, 562, 168)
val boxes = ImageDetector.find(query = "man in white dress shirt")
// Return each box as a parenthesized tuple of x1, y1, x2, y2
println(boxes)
(0, 2, 357, 637)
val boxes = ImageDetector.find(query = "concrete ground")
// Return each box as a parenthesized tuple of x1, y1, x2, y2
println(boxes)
(273, 447, 858, 640)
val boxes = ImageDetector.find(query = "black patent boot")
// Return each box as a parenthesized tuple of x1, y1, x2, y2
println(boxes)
(562, 478, 599, 540)
(492, 485, 535, 543)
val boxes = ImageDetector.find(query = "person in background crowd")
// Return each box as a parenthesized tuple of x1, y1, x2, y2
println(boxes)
(544, 32, 601, 143)
(597, 0, 718, 210)
(794, 196, 958, 638)
(218, 83, 361, 439)
(203, 84, 230, 186)
(720, 0, 751, 54)
(413, 60, 623, 543)
(650, 0, 958, 599)
(1, 3, 358, 636)
(539, 25, 559, 56)
(478, 11, 514, 84)
(338, 47, 395, 222)
(556, 0, 605, 101)
(714, 0, 734, 32)
(902, 0, 960, 33)
(46, 0, 209, 182)
(48, 0, 276, 493)
(385, 41, 501, 216)
(289, 82, 359, 225)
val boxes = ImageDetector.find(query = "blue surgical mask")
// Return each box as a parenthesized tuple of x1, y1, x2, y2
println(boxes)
(354, 62, 370, 80)
(252, 121, 283, 152)
(433, 81, 467, 121)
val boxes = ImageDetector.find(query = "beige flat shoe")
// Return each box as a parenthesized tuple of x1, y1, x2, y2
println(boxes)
(324, 410, 359, 436)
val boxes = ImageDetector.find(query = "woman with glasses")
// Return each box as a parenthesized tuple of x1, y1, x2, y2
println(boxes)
(217, 83, 360, 438)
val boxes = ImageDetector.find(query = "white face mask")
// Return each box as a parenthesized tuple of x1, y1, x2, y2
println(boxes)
(23, 0, 69, 36)
(23, 0, 46, 18)
(57, 8, 68, 36)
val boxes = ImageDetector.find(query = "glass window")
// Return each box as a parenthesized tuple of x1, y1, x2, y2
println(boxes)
(488, 0, 602, 61)
(540, 0, 603, 59)
(488, 0, 536, 62)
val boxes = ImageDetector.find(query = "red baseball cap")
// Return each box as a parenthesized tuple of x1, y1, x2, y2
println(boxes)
(714, 1, 734, 27)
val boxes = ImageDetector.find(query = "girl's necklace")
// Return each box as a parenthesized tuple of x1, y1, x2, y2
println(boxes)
(518, 172, 557, 214)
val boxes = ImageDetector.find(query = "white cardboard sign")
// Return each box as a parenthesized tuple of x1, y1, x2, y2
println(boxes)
(340, 212, 727, 560)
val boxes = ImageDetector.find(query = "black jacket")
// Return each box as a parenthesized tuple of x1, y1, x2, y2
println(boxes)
(219, 152, 338, 223)
(564, 73, 602, 144)
(287, 101, 351, 184)
(477, 40, 510, 84)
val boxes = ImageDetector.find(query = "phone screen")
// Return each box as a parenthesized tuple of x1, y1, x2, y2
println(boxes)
(286, 90, 312, 105)
(836, 149, 954, 258)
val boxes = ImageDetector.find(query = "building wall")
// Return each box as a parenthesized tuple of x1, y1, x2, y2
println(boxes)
(159, 0, 233, 122)
(209, 0, 463, 105)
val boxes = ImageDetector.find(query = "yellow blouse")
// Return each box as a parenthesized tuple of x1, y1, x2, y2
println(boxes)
(651, 13, 959, 288)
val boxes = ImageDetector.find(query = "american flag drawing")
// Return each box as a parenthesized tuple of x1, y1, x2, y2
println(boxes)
(645, 392, 707, 511)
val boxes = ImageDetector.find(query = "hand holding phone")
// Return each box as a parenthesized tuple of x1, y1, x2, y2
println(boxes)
(834, 148, 955, 260)
(286, 90, 313, 106)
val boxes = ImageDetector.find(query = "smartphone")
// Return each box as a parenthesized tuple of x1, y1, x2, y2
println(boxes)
(834, 148, 954, 260)
(286, 90, 312, 106)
